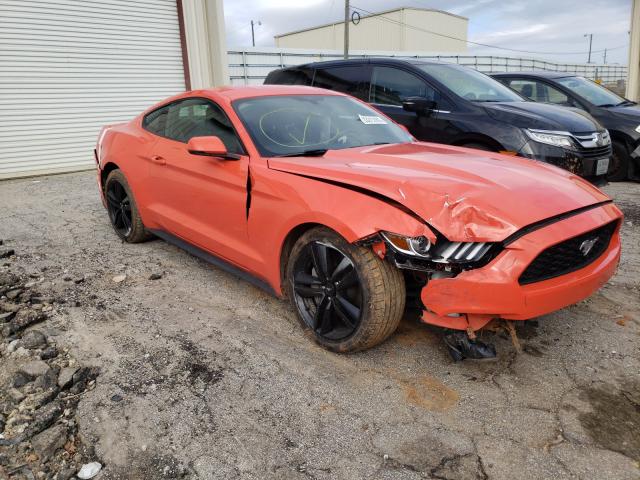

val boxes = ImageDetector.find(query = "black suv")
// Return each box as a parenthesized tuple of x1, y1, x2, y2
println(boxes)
(492, 71, 639, 181)
(265, 58, 612, 183)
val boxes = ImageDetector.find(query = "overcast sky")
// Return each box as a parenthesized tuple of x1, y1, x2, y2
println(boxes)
(224, 0, 632, 65)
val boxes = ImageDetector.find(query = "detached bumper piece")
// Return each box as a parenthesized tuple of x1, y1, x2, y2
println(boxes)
(443, 331, 496, 361)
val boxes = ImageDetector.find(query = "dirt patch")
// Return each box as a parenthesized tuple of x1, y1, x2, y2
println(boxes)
(578, 379, 640, 460)
(397, 375, 460, 411)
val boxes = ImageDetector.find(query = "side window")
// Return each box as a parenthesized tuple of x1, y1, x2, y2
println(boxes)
(312, 66, 371, 101)
(541, 83, 570, 105)
(371, 66, 437, 106)
(164, 98, 244, 154)
(265, 67, 313, 85)
(509, 79, 570, 105)
(508, 80, 537, 100)
(142, 104, 170, 136)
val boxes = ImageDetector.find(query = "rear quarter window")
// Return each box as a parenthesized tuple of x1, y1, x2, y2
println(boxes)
(142, 105, 170, 136)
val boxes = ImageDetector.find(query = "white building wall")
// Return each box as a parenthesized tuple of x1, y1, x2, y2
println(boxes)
(181, 0, 229, 89)
(627, 0, 640, 100)
(403, 10, 468, 52)
(275, 8, 467, 54)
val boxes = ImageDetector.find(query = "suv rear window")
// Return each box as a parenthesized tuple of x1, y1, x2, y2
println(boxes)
(371, 66, 435, 106)
(312, 66, 371, 101)
(265, 68, 312, 85)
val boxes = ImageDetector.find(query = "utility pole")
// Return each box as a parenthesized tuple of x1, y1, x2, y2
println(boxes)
(343, 0, 349, 59)
(584, 33, 593, 63)
(251, 20, 261, 47)
(603, 48, 607, 64)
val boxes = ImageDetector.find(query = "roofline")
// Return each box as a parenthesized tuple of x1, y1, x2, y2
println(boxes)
(293, 57, 452, 68)
(490, 71, 578, 78)
(274, 7, 468, 39)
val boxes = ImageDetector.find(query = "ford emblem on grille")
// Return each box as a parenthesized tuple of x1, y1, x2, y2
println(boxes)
(579, 237, 598, 256)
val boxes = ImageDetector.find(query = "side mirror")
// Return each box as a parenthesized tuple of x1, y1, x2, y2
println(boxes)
(402, 96, 437, 115)
(187, 136, 240, 160)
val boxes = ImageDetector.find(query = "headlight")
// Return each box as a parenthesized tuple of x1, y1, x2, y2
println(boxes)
(635, 125, 640, 134)
(525, 129, 575, 149)
(381, 232, 494, 264)
(381, 232, 431, 257)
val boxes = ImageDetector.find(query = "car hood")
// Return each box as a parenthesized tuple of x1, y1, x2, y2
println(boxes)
(268, 143, 610, 242)
(483, 101, 602, 132)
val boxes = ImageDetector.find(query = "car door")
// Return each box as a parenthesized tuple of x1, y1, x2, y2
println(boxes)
(369, 65, 452, 143)
(144, 97, 253, 267)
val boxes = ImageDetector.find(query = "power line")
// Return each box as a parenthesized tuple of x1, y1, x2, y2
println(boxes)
(349, 4, 628, 56)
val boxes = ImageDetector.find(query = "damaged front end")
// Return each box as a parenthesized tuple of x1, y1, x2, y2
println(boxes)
(358, 230, 505, 360)
(356, 199, 622, 361)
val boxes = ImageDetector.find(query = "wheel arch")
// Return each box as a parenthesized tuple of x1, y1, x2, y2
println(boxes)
(101, 161, 121, 189)
(274, 205, 432, 296)
(451, 134, 505, 152)
(279, 222, 325, 296)
(607, 129, 634, 152)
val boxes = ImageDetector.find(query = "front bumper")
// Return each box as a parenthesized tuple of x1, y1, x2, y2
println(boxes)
(518, 140, 610, 184)
(419, 203, 622, 331)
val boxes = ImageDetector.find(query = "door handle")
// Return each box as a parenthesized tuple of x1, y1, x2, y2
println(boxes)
(150, 155, 166, 165)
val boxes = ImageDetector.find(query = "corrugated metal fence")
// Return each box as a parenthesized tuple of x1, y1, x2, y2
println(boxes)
(228, 48, 628, 89)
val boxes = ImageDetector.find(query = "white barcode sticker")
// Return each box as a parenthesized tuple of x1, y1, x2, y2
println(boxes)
(358, 114, 387, 125)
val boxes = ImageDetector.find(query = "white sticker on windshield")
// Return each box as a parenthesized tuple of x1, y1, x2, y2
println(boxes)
(358, 114, 387, 125)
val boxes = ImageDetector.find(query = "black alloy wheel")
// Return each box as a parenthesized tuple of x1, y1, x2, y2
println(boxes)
(104, 170, 151, 243)
(292, 241, 363, 341)
(106, 180, 133, 237)
(287, 227, 405, 352)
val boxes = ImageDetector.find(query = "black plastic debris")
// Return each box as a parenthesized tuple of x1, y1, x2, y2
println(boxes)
(443, 331, 497, 361)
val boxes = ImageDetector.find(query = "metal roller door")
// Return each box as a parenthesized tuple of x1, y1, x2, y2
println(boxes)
(0, 0, 186, 179)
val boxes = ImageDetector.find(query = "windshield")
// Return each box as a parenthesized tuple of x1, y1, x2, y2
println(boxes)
(417, 63, 524, 102)
(556, 76, 626, 107)
(233, 95, 413, 157)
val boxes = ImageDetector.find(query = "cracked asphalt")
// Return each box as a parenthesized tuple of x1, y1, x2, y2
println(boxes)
(1, 171, 639, 479)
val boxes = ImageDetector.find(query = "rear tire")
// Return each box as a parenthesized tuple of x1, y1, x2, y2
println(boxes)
(607, 140, 629, 181)
(104, 170, 151, 243)
(286, 227, 405, 352)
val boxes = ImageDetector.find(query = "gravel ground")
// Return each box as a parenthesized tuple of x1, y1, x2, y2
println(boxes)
(0, 171, 639, 480)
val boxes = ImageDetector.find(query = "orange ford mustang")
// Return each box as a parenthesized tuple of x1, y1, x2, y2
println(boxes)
(95, 86, 622, 353)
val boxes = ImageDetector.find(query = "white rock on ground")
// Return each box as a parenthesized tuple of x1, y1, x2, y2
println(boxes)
(77, 462, 102, 479)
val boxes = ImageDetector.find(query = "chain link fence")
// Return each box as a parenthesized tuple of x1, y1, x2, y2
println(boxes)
(228, 48, 627, 94)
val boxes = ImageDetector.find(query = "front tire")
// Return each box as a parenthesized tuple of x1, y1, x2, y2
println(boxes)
(607, 140, 629, 181)
(104, 170, 151, 243)
(286, 227, 405, 352)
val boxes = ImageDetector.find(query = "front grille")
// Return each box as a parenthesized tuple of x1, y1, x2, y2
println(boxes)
(575, 144, 612, 159)
(519, 220, 617, 285)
